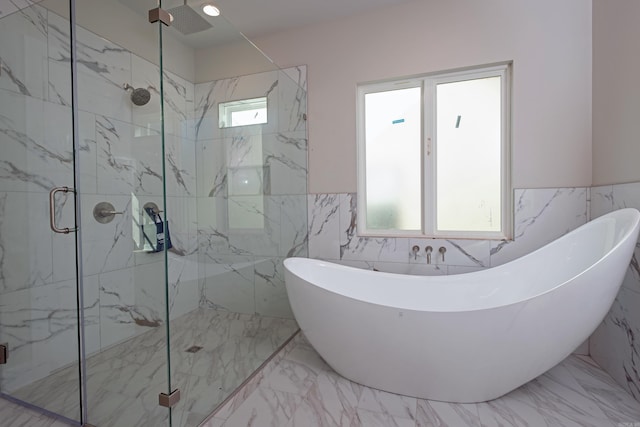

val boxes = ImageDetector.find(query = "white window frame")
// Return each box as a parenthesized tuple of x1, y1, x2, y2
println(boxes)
(218, 96, 268, 128)
(356, 63, 512, 240)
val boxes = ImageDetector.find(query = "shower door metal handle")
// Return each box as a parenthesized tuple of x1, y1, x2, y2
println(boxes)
(49, 186, 78, 234)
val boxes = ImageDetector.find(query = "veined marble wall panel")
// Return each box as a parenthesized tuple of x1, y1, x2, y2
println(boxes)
(280, 195, 308, 258)
(76, 110, 99, 193)
(308, 188, 589, 275)
(196, 130, 308, 198)
(277, 66, 307, 133)
(167, 253, 200, 320)
(95, 115, 162, 196)
(200, 254, 256, 314)
(591, 181, 640, 402)
(164, 134, 196, 197)
(0, 90, 77, 193)
(0, 191, 53, 292)
(307, 193, 341, 260)
(196, 197, 229, 254)
(254, 257, 293, 319)
(166, 195, 198, 257)
(1, 0, 39, 16)
(196, 137, 226, 198)
(0, 276, 99, 392)
(265, 132, 307, 195)
(196, 194, 307, 255)
(226, 196, 282, 257)
(591, 185, 614, 219)
(48, 12, 132, 123)
(491, 188, 589, 266)
(0, 4, 48, 100)
(0, 1, 19, 18)
(99, 266, 138, 348)
(98, 258, 182, 349)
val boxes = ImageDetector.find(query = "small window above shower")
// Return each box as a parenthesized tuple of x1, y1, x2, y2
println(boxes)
(219, 97, 267, 128)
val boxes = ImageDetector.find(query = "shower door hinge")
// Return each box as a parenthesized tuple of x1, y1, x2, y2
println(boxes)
(149, 8, 173, 26)
(158, 389, 180, 408)
(0, 343, 7, 364)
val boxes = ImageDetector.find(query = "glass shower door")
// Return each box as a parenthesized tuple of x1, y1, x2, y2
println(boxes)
(0, 0, 83, 423)
(72, 0, 173, 424)
(0, 0, 174, 425)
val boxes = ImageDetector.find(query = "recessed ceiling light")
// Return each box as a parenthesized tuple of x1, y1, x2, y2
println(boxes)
(202, 4, 220, 16)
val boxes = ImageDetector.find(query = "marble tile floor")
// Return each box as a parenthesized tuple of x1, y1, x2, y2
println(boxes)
(0, 398, 72, 427)
(5, 332, 640, 427)
(1, 308, 298, 427)
(202, 334, 640, 427)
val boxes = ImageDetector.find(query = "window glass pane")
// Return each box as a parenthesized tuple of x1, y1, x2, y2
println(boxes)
(436, 76, 502, 232)
(364, 87, 422, 230)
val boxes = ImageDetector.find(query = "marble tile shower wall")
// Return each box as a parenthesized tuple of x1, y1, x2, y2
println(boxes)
(0, 6, 199, 391)
(308, 188, 589, 273)
(590, 182, 640, 404)
(0, 0, 35, 20)
(194, 66, 308, 320)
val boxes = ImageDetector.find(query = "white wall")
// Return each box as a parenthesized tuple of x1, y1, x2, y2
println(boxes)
(254, 0, 593, 194)
(194, 39, 279, 83)
(592, 0, 640, 186)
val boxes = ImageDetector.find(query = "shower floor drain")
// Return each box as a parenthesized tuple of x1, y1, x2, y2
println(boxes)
(185, 345, 203, 353)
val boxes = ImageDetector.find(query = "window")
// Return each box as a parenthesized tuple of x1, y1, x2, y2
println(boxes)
(219, 97, 267, 128)
(357, 63, 511, 239)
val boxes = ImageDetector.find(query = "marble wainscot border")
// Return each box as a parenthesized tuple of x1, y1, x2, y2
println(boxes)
(307, 188, 589, 273)
(591, 181, 640, 402)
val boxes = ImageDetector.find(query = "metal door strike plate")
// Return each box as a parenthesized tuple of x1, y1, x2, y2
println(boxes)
(159, 389, 181, 408)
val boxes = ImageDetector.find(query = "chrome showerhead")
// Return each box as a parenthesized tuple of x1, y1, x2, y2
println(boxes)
(167, 1, 213, 35)
(123, 84, 152, 106)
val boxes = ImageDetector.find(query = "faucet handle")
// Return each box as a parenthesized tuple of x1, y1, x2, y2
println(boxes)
(411, 245, 420, 260)
(439, 246, 447, 262)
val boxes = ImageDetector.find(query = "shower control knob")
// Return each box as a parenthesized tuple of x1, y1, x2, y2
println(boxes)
(93, 202, 124, 224)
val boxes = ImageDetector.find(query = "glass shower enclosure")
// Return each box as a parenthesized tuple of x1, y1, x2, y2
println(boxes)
(0, 0, 307, 425)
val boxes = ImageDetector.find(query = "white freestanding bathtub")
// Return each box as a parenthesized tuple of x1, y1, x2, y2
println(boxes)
(284, 208, 640, 403)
